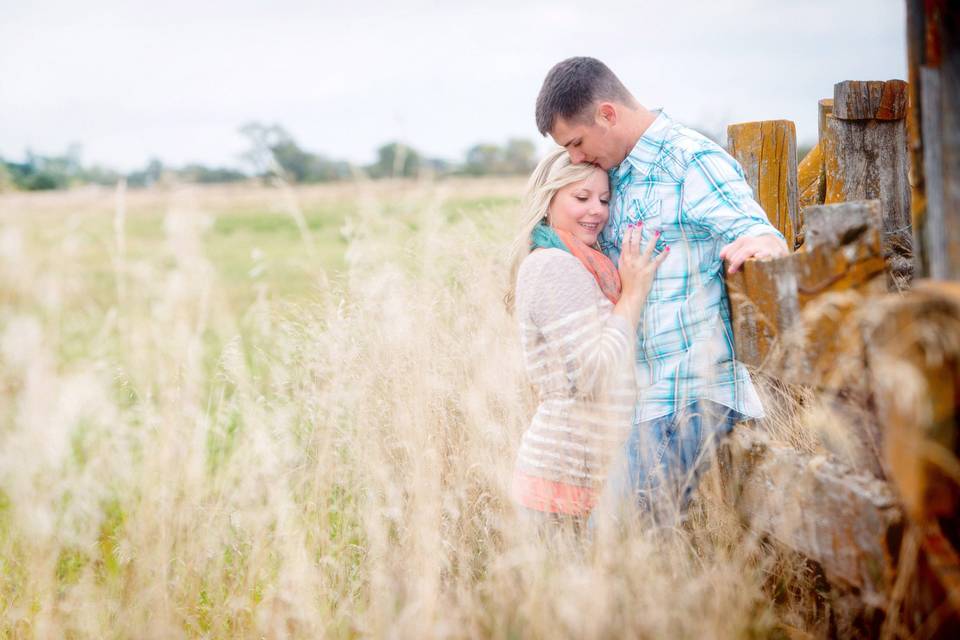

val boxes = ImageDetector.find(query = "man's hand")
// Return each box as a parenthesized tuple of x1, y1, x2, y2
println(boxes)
(719, 234, 789, 274)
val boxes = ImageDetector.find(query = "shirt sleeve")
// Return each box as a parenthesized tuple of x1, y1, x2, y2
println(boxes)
(520, 251, 635, 401)
(682, 147, 786, 245)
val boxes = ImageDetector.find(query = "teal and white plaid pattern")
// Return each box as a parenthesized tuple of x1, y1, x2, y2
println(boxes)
(600, 111, 784, 423)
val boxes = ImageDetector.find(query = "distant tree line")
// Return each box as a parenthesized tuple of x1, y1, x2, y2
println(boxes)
(0, 121, 539, 192)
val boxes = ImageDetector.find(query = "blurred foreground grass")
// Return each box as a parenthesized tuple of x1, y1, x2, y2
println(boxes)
(0, 178, 817, 638)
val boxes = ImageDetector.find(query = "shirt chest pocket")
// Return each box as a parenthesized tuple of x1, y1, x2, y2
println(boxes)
(628, 198, 661, 226)
(627, 199, 669, 252)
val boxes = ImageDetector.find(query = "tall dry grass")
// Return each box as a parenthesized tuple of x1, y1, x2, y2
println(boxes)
(0, 179, 846, 638)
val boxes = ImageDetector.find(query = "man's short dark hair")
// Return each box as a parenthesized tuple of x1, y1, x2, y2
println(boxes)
(535, 57, 635, 136)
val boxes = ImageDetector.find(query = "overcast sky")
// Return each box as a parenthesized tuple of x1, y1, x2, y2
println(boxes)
(1, 0, 907, 171)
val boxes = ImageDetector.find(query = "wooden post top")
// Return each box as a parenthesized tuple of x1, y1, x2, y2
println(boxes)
(833, 80, 908, 120)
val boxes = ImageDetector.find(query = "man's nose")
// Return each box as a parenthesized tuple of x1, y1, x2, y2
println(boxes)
(569, 149, 585, 164)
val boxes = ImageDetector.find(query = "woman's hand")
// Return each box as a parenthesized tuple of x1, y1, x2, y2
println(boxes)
(615, 222, 668, 328)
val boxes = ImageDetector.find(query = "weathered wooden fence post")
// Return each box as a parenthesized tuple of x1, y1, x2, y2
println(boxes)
(822, 80, 912, 284)
(721, 10, 960, 627)
(727, 120, 799, 249)
(726, 199, 886, 384)
(908, 0, 960, 281)
(796, 99, 834, 217)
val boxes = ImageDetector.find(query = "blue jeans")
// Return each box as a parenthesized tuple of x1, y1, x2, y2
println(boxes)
(597, 400, 744, 526)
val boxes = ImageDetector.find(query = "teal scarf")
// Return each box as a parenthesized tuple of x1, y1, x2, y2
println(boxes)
(528, 223, 621, 304)
(530, 223, 567, 251)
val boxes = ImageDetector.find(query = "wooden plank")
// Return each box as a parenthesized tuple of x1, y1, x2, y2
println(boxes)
(866, 280, 960, 524)
(940, 2, 960, 280)
(833, 80, 908, 121)
(817, 99, 834, 207)
(720, 426, 902, 608)
(865, 278, 960, 624)
(819, 99, 834, 139)
(823, 95, 913, 284)
(797, 142, 822, 214)
(940, 1, 960, 281)
(801, 200, 882, 252)
(921, 67, 948, 279)
(725, 253, 799, 369)
(796, 101, 835, 245)
(726, 201, 886, 383)
(909, 1, 960, 282)
(727, 120, 798, 249)
(907, 0, 929, 277)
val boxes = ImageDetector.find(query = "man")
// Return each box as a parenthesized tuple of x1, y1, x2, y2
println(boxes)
(534, 56, 789, 522)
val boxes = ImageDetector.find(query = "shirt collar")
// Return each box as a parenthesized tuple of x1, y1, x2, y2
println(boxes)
(610, 109, 670, 183)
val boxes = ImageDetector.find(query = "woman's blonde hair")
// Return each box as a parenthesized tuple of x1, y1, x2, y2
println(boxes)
(504, 147, 605, 313)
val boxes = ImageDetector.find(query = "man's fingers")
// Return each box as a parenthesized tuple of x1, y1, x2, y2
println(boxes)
(722, 235, 791, 273)
(726, 248, 746, 274)
(719, 238, 742, 260)
(726, 247, 754, 274)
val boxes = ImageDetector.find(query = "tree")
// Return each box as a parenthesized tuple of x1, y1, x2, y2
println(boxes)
(239, 122, 291, 178)
(126, 158, 164, 188)
(368, 142, 421, 178)
(503, 138, 536, 174)
(0, 161, 13, 192)
(178, 164, 247, 184)
(239, 121, 350, 183)
(464, 143, 503, 175)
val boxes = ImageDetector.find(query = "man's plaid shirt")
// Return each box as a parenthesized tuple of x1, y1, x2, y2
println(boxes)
(599, 110, 784, 423)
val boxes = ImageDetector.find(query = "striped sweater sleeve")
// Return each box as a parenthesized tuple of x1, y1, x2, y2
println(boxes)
(518, 250, 634, 401)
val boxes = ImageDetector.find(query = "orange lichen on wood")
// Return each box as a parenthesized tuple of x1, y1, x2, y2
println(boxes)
(868, 280, 960, 523)
(726, 201, 886, 384)
(797, 142, 822, 212)
(727, 120, 798, 250)
(721, 426, 901, 607)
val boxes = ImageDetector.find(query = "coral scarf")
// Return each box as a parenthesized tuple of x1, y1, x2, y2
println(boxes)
(530, 224, 621, 304)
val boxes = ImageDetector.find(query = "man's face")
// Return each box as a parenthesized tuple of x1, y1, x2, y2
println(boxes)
(550, 107, 624, 171)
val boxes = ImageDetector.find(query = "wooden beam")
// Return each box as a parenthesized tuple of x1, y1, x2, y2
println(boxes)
(833, 80, 909, 121)
(866, 280, 960, 524)
(823, 81, 912, 284)
(907, 0, 929, 277)
(720, 426, 902, 608)
(817, 99, 833, 207)
(726, 200, 886, 384)
(796, 100, 835, 243)
(797, 143, 822, 214)
(865, 278, 960, 625)
(727, 120, 799, 249)
(939, 3, 960, 282)
(909, 0, 960, 281)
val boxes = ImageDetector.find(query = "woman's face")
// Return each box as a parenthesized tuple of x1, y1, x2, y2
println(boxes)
(548, 168, 610, 246)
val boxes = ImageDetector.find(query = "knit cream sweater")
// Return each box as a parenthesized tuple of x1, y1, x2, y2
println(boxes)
(514, 248, 637, 488)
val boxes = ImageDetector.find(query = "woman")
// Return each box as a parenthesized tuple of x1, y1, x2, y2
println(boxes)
(506, 147, 667, 525)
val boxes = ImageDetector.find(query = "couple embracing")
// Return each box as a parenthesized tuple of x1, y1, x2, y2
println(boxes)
(508, 57, 788, 529)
